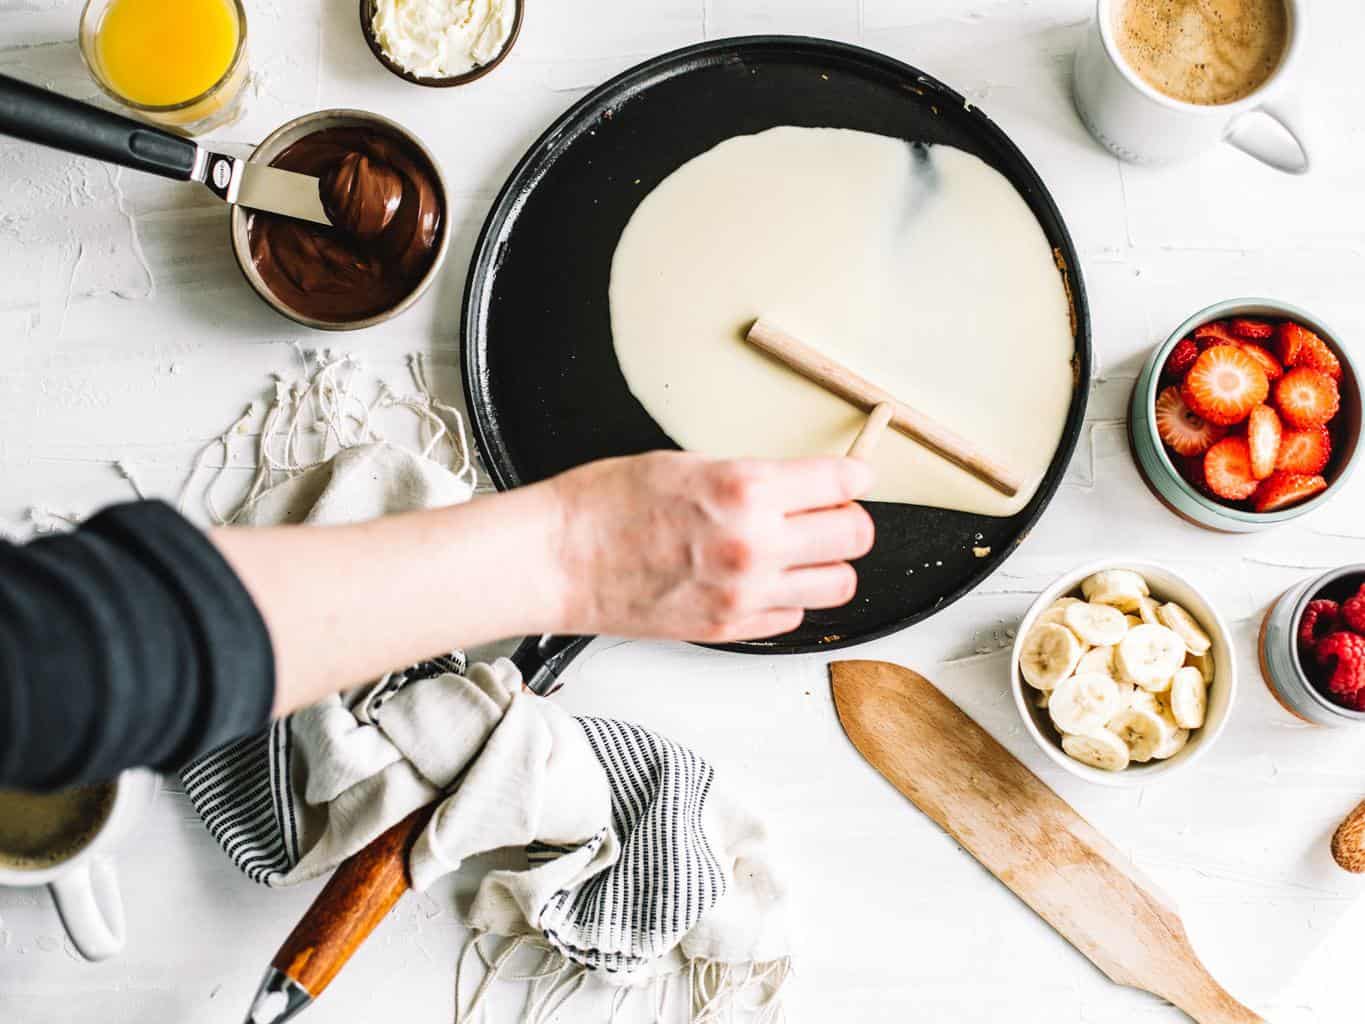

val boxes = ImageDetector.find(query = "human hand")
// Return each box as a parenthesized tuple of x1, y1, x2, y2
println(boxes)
(545, 451, 875, 643)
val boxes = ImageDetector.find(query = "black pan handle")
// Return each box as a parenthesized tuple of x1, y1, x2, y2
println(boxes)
(0, 73, 198, 181)
(510, 634, 593, 697)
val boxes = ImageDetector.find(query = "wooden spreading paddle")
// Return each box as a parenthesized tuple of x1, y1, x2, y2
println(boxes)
(830, 659, 1263, 1024)
(745, 318, 1022, 497)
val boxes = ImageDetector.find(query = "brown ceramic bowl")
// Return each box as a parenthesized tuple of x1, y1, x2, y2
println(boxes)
(229, 108, 451, 331)
(358, 0, 524, 87)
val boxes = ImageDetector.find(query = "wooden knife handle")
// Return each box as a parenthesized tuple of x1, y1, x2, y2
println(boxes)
(270, 802, 437, 997)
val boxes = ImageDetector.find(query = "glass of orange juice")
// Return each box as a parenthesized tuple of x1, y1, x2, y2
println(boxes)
(79, 0, 248, 136)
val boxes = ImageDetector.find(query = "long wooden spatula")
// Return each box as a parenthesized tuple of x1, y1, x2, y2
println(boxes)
(830, 660, 1263, 1024)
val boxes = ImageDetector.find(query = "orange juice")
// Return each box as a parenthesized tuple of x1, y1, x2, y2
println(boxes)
(95, 0, 241, 107)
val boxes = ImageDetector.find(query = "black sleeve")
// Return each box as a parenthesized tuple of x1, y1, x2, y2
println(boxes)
(0, 500, 275, 790)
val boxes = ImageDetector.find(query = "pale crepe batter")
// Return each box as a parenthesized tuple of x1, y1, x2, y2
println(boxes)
(608, 126, 1075, 516)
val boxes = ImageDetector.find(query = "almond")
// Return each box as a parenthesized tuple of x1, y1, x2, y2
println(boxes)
(1331, 798, 1365, 873)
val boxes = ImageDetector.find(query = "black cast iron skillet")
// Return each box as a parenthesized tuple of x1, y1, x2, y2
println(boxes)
(467, 37, 1091, 693)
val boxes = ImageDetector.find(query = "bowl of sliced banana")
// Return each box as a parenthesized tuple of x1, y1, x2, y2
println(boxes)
(1011, 560, 1237, 786)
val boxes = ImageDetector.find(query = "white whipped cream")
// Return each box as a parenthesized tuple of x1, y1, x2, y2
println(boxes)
(372, 0, 515, 79)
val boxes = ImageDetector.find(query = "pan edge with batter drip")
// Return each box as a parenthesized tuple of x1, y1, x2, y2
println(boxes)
(607, 126, 1075, 517)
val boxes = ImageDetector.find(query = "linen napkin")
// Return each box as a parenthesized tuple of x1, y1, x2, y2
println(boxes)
(180, 353, 791, 1020)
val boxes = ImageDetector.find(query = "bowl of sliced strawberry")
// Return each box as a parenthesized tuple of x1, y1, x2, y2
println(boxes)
(1260, 565, 1365, 726)
(1130, 299, 1361, 532)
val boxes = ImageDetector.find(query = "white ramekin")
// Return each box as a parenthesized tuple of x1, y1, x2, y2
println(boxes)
(1010, 559, 1237, 787)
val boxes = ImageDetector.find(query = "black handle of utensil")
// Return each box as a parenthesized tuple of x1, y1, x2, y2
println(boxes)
(0, 73, 198, 181)
(510, 634, 592, 696)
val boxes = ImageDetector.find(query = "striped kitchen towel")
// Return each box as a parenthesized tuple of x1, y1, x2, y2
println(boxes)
(183, 657, 791, 1019)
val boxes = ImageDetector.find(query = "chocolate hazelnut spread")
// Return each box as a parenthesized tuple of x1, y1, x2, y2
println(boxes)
(247, 127, 442, 323)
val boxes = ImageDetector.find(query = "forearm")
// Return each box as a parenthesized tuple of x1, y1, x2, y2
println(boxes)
(211, 480, 567, 717)
(0, 502, 272, 790)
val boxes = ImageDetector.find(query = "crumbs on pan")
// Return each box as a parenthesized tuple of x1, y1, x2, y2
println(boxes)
(973, 546, 991, 558)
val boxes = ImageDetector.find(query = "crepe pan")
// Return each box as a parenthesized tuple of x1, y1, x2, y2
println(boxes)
(463, 36, 1090, 686)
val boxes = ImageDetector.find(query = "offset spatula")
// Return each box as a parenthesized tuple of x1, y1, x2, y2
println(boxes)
(0, 73, 330, 226)
(830, 660, 1263, 1024)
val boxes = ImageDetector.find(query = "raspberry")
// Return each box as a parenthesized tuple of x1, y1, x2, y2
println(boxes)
(1342, 594, 1365, 635)
(1316, 632, 1365, 703)
(1300, 599, 1340, 652)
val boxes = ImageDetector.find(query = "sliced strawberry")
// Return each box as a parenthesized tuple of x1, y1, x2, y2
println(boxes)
(1289, 329, 1343, 381)
(1181, 345, 1270, 426)
(1193, 321, 1243, 349)
(1235, 342, 1284, 382)
(1161, 337, 1200, 383)
(1228, 317, 1275, 340)
(1154, 385, 1227, 456)
(1274, 367, 1340, 428)
(1276, 321, 1312, 365)
(1246, 404, 1282, 480)
(1252, 471, 1328, 513)
(1203, 436, 1259, 501)
(1276, 425, 1332, 475)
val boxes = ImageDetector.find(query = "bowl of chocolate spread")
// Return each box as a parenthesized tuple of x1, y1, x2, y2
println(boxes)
(230, 109, 449, 330)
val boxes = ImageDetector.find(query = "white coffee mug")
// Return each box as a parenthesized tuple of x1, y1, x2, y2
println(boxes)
(0, 770, 157, 961)
(1072, 0, 1311, 173)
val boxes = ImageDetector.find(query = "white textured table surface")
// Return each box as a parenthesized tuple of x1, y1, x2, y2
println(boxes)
(2, 1, 1365, 1022)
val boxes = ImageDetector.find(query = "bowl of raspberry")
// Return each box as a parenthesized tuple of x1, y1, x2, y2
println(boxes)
(1129, 298, 1361, 532)
(1260, 566, 1365, 725)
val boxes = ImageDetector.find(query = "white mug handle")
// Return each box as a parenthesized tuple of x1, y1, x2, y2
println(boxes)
(1225, 96, 1311, 174)
(48, 855, 125, 961)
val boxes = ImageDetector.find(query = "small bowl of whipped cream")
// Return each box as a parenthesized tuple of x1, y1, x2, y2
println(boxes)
(360, 0, 521, 86)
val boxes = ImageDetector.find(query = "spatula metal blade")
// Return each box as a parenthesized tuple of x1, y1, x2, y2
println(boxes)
(236, 163, 331, 226)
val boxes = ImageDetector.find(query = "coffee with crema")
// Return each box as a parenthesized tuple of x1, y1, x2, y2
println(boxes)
(1115, 0, 1288, 106)
(0, 784, 115, 870)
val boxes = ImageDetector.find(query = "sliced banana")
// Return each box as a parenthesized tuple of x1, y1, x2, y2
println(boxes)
(1108, 707, 1173, 762)
(1168, 665, 1208, 728)
(1062, 729, 1130, 772)
(1049, 672, 1122, 735)
(1128, 687, 1165, 716)
(1137, 596, 1162, 626)
(1032, 688, 1052, 709)
(1124, 614, 1143, 629)
(1081, 569, 1149, 612)
(1114, 679, 1138, 710)
(1116, 624, 1186, 692)
(1185, 649, 1215, 685)
(1064, 602, 1129, 646)
(1076, 645, 1116, 677)
(1158, 602, 1212, 656)
(1019, 623, 1083, 690)
(1151, 724, 1190, 760)
(1035, 597, 1083, 630)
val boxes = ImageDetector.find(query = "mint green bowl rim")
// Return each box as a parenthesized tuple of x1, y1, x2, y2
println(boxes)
(1136, 297, 1362, 526)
